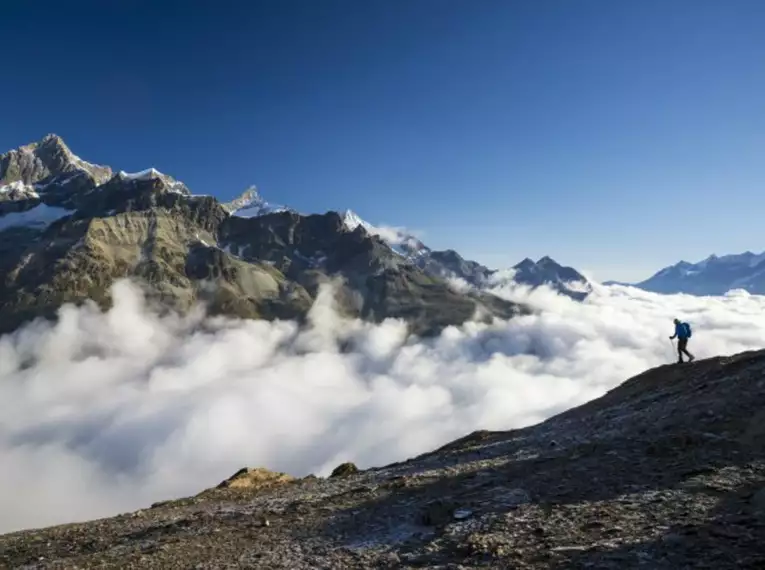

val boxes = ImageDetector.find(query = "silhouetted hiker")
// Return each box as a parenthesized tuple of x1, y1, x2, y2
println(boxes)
(670, 318, 694, 363)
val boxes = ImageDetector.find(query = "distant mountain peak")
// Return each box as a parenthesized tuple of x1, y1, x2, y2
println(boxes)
(224, 186, 288, 217)
(513, 257, 536, 269)
(341, 209, 369, 232)
(509, 256, 591, 299)
(630, 249, 765, 295)
(225, 185, 261, 210)
(536, 255, 558, 266)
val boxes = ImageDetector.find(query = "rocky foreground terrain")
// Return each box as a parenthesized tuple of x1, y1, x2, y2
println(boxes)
(3, 350, 764, 569)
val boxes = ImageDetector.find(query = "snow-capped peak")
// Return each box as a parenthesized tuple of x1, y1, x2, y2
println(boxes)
(693, 251, 765, 269)
(224, 186, 288, 218)
(340, 209, 428, 258)
(633, 248, 765, 295)
(3, 134, 113, 188)
(342, 209, 372, 232)
(118, 168, 164, 181)
(117, 168, 190, 195)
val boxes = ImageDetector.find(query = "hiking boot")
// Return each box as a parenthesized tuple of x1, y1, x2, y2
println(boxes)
(688, 355, 695, 363)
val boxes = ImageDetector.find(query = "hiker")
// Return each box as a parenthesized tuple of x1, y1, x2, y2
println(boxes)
(669, 318, 695, 363)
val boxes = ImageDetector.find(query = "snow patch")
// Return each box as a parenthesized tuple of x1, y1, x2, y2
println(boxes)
(118, 168, 188, 194)
(193, 233, 217, 248)
(1, 181, 29, 193)
(118, 168, 163, 181)
(232, 203, 289, 218)
(0, 180, 39, 199)
(294, 249, 328, 268)
(0, 204, 74, 232)
(69, 153, 111, 183)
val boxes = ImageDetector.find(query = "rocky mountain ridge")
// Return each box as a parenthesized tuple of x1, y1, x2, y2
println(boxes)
(2, 349, 763, 568)
(222, 187, 592, 298)
(611, 251, 765, 295)
(0, 135, 535, 336)
(336, 209, 591, 299)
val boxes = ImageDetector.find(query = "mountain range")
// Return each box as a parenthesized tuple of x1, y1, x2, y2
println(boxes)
(0, 135, 590, 335)
(224, 185, 591, 299)
(610, 252, 765, 295)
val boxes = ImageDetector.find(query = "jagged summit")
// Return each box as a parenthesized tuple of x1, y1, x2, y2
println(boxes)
(1, 134, 112, 189)
(17, 133, 67, 154)
(3, 349, 764, 567)
(514, 257, 536, 269)
(508, 255, 591, 298)
(214, 186, 591, 298)
(536, 255, 557, 265)
(341, 209, 369, 232)
(224, 185, 289, 217)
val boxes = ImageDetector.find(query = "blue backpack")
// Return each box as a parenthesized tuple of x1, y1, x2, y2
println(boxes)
(683, 322, 692, 338)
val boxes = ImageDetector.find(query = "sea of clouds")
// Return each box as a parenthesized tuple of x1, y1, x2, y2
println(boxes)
(1, 278, 764, 533)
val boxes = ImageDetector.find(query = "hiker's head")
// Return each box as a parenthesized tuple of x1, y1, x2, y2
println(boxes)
(673, 318, 680, 324)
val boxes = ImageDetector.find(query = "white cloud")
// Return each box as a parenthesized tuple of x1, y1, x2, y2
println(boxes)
(1, 279, 764, 533)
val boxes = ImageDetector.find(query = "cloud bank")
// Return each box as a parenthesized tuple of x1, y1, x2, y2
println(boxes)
(1, 280, 764, 533)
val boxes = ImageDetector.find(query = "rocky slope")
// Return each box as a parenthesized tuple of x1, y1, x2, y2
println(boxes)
(2, 350, 764, 569)
(0, 135, 525, 336)
(616, 251, 765, 295)
(334, 210, 592, 299)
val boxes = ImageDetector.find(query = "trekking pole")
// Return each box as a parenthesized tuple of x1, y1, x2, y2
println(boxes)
(669, 338, 676, 362)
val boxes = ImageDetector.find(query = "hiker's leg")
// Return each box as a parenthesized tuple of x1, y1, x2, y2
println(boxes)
(678, 339, 694, 362)
(678, 339, 687, 362)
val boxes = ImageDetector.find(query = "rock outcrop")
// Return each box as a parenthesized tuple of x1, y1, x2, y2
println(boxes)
(2, 350, 764, 568)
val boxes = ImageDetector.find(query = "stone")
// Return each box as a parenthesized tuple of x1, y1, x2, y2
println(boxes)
(453, 508, 473, 520)
(330, 462, 359, 478)
(217, 467, 295, 490)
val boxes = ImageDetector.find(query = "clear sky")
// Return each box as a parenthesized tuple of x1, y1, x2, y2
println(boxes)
(2, 0, 764, 282)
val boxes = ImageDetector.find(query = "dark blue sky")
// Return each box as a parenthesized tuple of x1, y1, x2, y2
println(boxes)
(3, 0, 765, 280)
